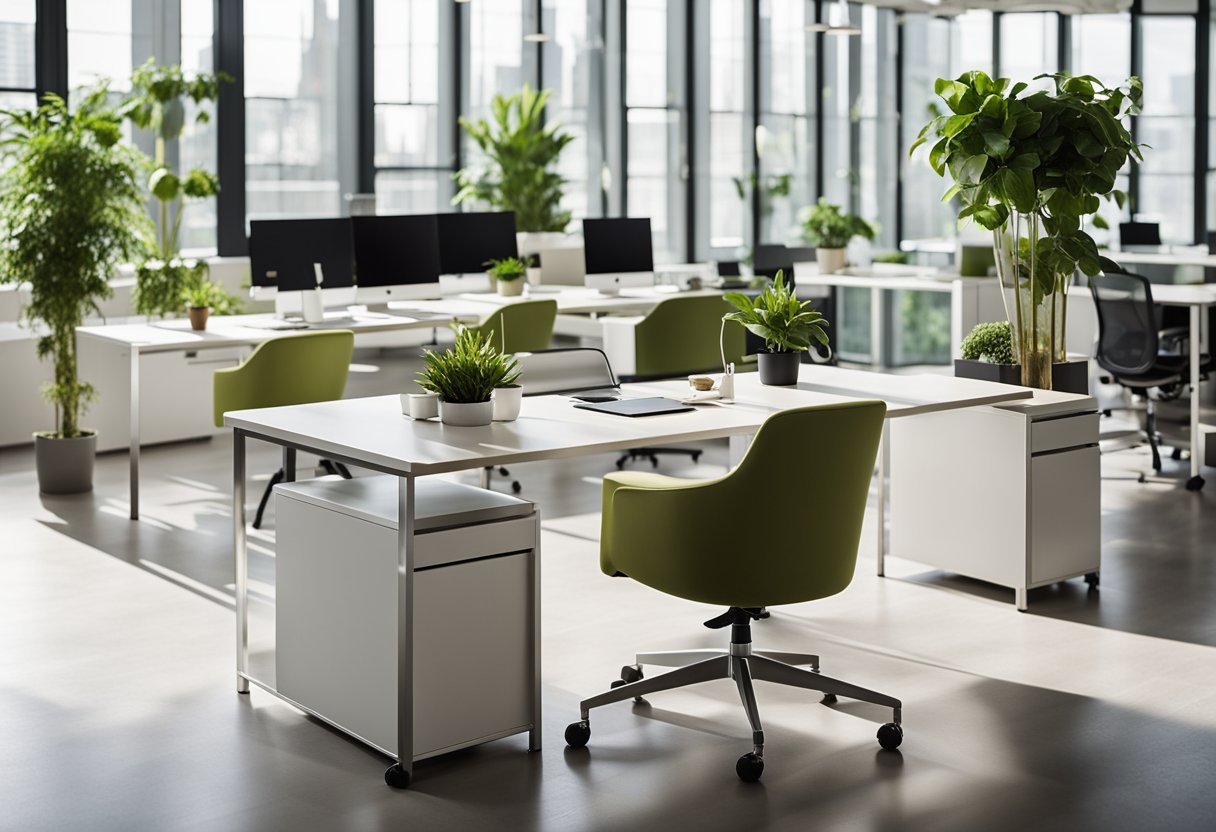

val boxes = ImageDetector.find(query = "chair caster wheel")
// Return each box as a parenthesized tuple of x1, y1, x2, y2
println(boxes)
(877, 723, 903, 750)
(821, 693, 838, 704)
(736, 752, 764, 782)
(565, 721, 590, 748)
(511, 481, 522, 493)
(1084, 571, 1099, 588)
(756, 608, 771, 620)
(384, 764, 411, 788)
(1171, 447, 1184, 461)
(620, 665, 644, 683)
(1186, 475, 1205, 492)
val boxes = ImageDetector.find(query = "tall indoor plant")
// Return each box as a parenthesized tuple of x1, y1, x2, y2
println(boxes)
(0, 87, 152, 493)
(723, 271, 829, 386)
(124, 59, 236, 317)
(912, 70, 1142, 388)
(455, 84, 575, 253)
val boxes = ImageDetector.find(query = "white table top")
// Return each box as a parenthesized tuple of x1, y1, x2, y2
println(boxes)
(445, 286, 724, 315)
(224, 365, 1033, 476)
(791, 263, 989, 292)
(1068, 282, 1216, 307)
(1100, 248, 1216, 269)
(76, 310, 460, 352)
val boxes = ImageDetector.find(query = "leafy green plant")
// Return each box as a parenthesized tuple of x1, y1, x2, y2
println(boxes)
(732, 171, 793, 218)
(800, 199, 876, 249)
(960, 321, 1016, 365)
(485, 256, 527, 282)
(455, 84, 575, 233)
(123, 59, 236, 316)
(181, 278, 229, 310)
(0, 87, 152, 438)
(416, 328, 522, 403)
(910, 70, 1142, 291)
(723, 271, 829, 354)
(874, 251, 910, 265)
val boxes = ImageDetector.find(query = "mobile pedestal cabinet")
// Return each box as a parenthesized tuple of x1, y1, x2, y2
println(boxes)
(888, 390, 1100, 611)
(273, 475, 540, 763)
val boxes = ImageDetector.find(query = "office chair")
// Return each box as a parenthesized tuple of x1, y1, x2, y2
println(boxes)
(564, 400, 902, 782)
(1119, 221, 1162, 248)
(472, 300, 559, 492)
(1089, 269, 1211, 480)
(214, 330, 356, 528)
(958, 243, 996, 277)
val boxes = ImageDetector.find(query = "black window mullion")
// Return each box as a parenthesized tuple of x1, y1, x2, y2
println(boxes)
(215, 0, 247, 256)
(358, 0, 375, 195)
(34, 0, 67, 101)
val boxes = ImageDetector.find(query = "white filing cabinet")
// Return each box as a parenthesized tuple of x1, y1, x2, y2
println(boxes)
(274, 476, 539, 760)
(890, 390, 1100, 611)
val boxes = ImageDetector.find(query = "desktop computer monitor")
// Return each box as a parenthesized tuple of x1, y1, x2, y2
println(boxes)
(352, 214, 442, 302)
(583, 217, 655, 293)
(436, 211, 519, 276)
(1120, 221, 1162, 249)
(249, 218, 355, 291)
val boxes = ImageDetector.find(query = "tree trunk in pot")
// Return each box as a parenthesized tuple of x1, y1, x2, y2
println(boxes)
(34, 431, 96, 494)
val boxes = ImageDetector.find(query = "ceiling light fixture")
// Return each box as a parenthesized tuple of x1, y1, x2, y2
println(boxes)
(805, 0, 860, 37)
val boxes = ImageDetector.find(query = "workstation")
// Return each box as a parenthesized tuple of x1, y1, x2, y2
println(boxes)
(2, 1, 1215, 829)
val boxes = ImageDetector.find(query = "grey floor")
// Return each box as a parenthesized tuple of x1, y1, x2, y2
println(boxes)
(2, 348, 1215, 832)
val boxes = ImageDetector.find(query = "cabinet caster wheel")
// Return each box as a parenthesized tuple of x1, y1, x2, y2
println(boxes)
(877, 723, 903, 750)
(384, 764, 411, 789)
(1171, 447, 1184, 461)
(1186, 475, 1205, 492)
(1084, 571, 1099, 588)
(511, 481, 522, 494)
(736, 752, 764, 783)
(821, 693, 838, 704)
(564, 720, 591, 748)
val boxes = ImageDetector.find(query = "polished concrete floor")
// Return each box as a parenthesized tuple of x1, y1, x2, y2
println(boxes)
(1, 349, 1214, 832)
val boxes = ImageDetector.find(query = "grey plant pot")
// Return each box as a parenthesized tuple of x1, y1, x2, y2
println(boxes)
(34, 431, 97, 494)
(439, 400, 494, 427)
(757, 351, 801, 386)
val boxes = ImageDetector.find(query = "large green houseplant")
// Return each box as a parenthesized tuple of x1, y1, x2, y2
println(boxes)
(0, 87, 151, 493)
(723, 271, 829, 386)
(912, 70, 1142, 388)
(454, 84, 575, 238)
(123, 59, 237, 317)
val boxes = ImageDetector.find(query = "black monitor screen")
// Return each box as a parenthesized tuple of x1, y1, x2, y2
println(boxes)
(436, 211, 518, 274)
(352, 214, 441, 287)
(583, 218, 654, 274)
(249, 218, 354, 290)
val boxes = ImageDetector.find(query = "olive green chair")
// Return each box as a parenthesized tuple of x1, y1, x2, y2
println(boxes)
(472, 299, 558, 353)
(563, 400, 904, 783)
(214, 330, 355, 528)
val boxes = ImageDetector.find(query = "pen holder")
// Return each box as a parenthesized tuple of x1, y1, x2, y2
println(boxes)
(301, 287, 324, 323)
(718, 365, 735, 400)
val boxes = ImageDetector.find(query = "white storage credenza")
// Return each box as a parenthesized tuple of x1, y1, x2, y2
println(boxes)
(889, 389, 1100, 611)
(273, 475, 540, 761)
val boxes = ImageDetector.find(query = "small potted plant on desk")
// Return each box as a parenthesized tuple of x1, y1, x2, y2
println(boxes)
(416, 328, 521, 426)
(181, 278, 229, 331)
(800, 198, 876, 275)
(955, 321, 1089, 394)
(723, 271, 829, 386)
(486, 256, 528, 297)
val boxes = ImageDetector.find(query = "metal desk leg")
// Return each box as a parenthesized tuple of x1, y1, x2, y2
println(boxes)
(129, 345, 140, 520)
(876, 420, 890, 577)
(1187, 305, 1205, 491)
(283, 447, 297, 483)
(529, 513, 542, 752)
(870, 287, 884, 368)
(385, 475, 417, 789)
(234, 430, 249, 694)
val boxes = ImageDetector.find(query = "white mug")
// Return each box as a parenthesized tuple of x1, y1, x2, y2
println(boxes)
(402, 392, 439, 420)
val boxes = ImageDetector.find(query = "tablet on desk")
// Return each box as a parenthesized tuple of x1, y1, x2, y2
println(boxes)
(573, 397, 695, 417)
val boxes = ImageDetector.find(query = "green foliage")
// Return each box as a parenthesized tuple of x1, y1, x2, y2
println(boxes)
(0, 87, 152, 438)
(416, 328, 522, 404)
(961, 321, 1016, 365)
(181, 276, 234, 311)
(873, 251, 910, 265)
(911, 70, 1142, 294)
(900, 291, 952, 363)
(134, 258, 239, 317)
(485, 256, 528, 281)
(732, 172, 793, 218)
(723, 271, 829, 354)
(800, 199, 876, 249)
(454, 85, 575, 233)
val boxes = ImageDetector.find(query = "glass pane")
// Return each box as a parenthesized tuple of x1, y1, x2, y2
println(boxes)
(1139, 17, 1194, 117)
(375, 0, 439, 105)
(67, 0, 138, 93)
(1071, 13, 1131, 82)
(0, 0, 35, 89)
(376, 170, 447, 215)
(902, 15, 956, 244)
(705, 0, 746, 254)
(1139, 174, 1193, 244)
(858, 5, 897, 250)
(951, 10, 992, 77)
(467, 0, 525, 114)
(627, 108, 681, 262)
(998, 13, 1059, 89)
(374, 103, 440, 168)
(179, 0, 217, 252)
(1137, 16, 1195, 243)
(544, 0, 594, 223)
(625, 0, 668, 108)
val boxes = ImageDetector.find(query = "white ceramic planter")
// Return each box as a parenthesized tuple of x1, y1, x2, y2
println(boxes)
(401, 392, 439, 420)
(439, 400, 494, 427)
(492, 386, 523, 421)
(816, 248, 846, 275)
(497, 278, 525, 297)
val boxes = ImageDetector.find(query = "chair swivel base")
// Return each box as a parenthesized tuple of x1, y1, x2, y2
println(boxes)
(616, 447, 702, 470)
(564, 608, 903, 782)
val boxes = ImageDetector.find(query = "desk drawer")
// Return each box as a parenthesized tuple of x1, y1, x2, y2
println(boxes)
(1031, 413, 1097, 454)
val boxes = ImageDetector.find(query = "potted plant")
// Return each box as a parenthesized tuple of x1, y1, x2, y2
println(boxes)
(181, 279, 227, 331)
(0, 87, 151, 493)
(486, 256, 528, 297)
(455, 84, 575, 256)
(912, 70, 1142, 389)
(123, 60, 239, 318)
(955, 321, 1089, 394)
(800, 198, 876, 274)
(723, 271, 829, 386)
(416, 328, 521, 426)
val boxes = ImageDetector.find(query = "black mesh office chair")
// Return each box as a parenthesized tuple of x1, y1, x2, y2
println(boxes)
(1089, 269, 1211, 480)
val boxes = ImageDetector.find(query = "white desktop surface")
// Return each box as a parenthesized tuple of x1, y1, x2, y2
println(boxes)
(791, 262, 971, 292)
(446, 286, 724, 315)
(1100, 247, 1216, 269)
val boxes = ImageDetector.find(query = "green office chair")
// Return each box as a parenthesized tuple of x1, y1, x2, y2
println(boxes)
(564, 400, 903, 783)
(472, 300, 558, 492)
(214, 330, 356, 528)
(617, 294, 751, 469)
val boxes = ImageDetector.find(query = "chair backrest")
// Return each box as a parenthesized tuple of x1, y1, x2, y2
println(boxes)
(213, 330, 354, 427)
(633, 294, 746, 379)
(603, 400, 886, 607)
(1119, 221, 1162, 248)
(753, 244, 796, 285)
(474, 299, 558, 353)
(514, 348, 618, 395)
(1088, 270, 1159, 377)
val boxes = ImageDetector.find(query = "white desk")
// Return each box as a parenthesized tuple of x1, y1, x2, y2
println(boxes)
(77, 310, 466, 520)
(224, 365, 1031, 783)
(1101, 248, 1216, 269)
(791, 263, 1004, 366)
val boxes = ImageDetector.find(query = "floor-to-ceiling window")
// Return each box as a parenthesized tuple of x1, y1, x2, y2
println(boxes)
(857, 3, 896, 251)
(66, 0, 138, 98)
(542, 0, 601, 224)
(179, 0, 217, 251)
(997, 12, 1059, 91)
(0, 0, 36, 115)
